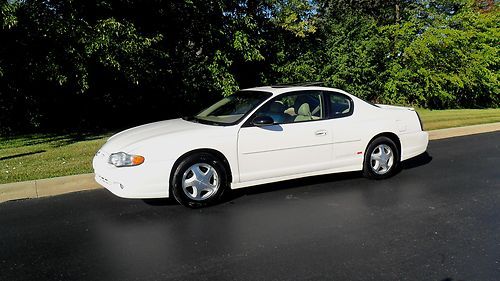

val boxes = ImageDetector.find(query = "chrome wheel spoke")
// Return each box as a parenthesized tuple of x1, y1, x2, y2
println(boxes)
(181, 163, 220, 201)
(184, 173, 197, 185)
(190, 183, 201, 198)
(379, 161, 388, 172)
(191, 166, 205, 181)
(203, 167, 215, 183)
(192, 184, 208, 200)
(387, 155, 394, 168)
(370, 144, 395, 175)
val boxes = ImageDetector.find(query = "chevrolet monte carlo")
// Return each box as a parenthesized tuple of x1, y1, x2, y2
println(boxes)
(93, 85, 429, 207)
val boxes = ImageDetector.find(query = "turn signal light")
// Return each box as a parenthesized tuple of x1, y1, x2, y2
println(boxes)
(131, 155, 145, 165)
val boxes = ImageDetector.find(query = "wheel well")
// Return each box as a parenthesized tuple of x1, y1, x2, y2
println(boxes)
(367, 132, 401, 159)
(169, 148, 233, 188)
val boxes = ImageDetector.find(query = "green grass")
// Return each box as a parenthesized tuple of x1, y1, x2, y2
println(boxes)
(1, 108, 499, 184)
(0, 133, 109, 184)
(416, 108, 500, 130)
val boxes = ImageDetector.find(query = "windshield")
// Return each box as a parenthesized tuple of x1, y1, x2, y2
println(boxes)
(192, 91, 272, 125)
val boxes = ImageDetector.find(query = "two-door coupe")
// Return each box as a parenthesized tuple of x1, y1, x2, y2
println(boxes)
(93, 85, 428, 207)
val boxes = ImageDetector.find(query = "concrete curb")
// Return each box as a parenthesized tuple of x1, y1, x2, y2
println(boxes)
(1, 122, 499, 203)
(0, 173, 100, 203)
(428, 122, 500, 140)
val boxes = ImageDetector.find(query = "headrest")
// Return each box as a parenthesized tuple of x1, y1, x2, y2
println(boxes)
(269, 101, 286, 113)
(297, 103, 311, 116)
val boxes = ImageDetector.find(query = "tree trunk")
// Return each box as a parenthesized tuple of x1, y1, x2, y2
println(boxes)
(395, 1, 401, 23)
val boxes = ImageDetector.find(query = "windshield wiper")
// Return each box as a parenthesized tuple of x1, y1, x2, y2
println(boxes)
(182, 116, 198, 122)
(185, 116, 223, 126)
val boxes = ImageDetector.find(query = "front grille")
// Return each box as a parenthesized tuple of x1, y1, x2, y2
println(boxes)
(97, 174, 110, 184)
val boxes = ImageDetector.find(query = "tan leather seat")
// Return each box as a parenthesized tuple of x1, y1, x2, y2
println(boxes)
(294, 103, 312, 122)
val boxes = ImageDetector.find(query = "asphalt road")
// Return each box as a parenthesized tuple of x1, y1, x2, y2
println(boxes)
(1, 132, 499, 281)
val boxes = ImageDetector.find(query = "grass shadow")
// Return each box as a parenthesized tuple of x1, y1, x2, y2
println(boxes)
(0, 132, 110, 150)
(0, 150, 46, 161)
(48, 133, 109, 148)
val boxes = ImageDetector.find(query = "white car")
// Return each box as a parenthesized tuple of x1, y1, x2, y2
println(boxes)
(93, 85, 428, 207)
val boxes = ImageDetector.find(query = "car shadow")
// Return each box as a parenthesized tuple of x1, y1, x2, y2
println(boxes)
(142, 198, 177, 206)
(401, 152, 433, 170)
(143, 152, 433, 207)
(222, 171, 361, 204)
(223, 151, 433, 204)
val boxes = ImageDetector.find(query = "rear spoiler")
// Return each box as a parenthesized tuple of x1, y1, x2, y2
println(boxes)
(375, 104, 415, 111)
(376, 104, 423, 130)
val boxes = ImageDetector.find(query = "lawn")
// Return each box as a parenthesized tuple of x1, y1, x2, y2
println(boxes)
(0, 133, 109, 184)
(416, 108, 500, 130)
(1, 108, 499, 184)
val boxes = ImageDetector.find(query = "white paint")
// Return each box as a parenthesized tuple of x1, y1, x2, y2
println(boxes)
(93, 86, 429, 199)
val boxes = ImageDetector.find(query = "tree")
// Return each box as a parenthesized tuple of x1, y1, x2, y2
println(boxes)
(0, 0, 498, 134)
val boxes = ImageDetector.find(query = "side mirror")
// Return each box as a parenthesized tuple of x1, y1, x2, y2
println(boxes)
(252, 115, 274, 126)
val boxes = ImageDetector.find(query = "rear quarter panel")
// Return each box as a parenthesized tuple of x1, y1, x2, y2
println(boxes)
(350, 99, 423, 161)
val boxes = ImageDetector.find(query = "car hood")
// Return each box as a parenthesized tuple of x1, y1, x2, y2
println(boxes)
(102, 118, 211, 152)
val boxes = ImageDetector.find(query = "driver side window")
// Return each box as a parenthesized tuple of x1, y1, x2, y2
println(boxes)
(254, 91, 324, 124)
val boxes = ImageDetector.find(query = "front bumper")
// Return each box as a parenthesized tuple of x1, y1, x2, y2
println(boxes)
(93, 150, 174, 199)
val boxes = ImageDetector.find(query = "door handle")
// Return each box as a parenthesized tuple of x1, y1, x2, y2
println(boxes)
(315, 130, 328, 136)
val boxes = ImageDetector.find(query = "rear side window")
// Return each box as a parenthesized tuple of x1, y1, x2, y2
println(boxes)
(325, 92, 354, 118)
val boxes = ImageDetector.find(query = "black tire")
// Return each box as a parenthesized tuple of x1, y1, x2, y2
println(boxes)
(362, 136, 400, 180)
(171, 152, 228, 208)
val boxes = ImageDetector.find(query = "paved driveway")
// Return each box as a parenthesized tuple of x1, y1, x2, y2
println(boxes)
(1, 132, 499, 281)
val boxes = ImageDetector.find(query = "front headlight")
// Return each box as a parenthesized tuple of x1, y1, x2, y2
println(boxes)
(108, 152, 145, 167)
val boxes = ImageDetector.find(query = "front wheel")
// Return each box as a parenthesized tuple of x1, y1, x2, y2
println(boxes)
(363, 136, 400, 180)
(171, 153, 228, 208)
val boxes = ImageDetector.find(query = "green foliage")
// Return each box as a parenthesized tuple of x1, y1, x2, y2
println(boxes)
(233, 31, 265, 62)
(0, 0, 17, 29)
(208, 50, 239, 97)
(381, 1, 499, 108)
(84, 18, 164, 86)
(270, 0, 318, 37)
(320, 15, 390, 101)
(0, 0, 498, 135)
(0, 0, 170, 134)
(0, 0, 18, 78)
(275, 0, 499, 109)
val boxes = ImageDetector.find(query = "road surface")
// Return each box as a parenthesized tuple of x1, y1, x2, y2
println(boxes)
(1, 132, 499, 281)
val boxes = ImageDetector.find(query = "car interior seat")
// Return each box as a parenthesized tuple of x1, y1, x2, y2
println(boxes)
(268, 101, 287, 123)
(294, 103, 312, 122)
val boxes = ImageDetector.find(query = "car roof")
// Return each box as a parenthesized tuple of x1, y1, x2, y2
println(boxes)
(241, 86, 354, 99)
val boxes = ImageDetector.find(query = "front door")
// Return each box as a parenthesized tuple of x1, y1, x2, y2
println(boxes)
(237, 90, 333, 183)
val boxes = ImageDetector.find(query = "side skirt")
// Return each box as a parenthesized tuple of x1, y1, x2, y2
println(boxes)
(230, 165, 362, 190)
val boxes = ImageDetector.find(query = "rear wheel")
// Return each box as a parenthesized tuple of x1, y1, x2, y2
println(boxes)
(363, 136, 400, 180)
(172, 153, 228, 208)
